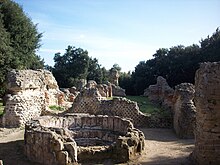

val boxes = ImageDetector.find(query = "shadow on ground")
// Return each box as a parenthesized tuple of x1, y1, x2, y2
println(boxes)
(0, 140, 40, 165)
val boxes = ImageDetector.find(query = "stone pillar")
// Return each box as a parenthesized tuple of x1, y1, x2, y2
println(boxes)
(109, 69, 119, 86)
(192, 62, 220, 164)
(173, 83, 196, 138)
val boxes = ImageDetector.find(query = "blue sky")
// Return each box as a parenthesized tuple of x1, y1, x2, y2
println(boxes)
(15, 0, 220, 72)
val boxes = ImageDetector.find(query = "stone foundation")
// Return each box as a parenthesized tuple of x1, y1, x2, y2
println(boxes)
(192, 62, 220, 164)
(173, 83, 196, 138)
(25, 114, 145, 164)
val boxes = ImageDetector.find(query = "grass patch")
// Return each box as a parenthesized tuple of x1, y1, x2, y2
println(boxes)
(49, 105, 65, 111)
(0, 99, 5, 116)
(124, 96, 167, 116)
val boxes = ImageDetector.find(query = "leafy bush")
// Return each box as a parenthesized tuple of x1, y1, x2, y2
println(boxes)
(0, 100, 4, 116)
(49, 105, 64, 111)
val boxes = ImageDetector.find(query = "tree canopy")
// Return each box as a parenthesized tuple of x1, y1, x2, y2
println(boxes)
(52, 46, 108, 87)
(0, 0, 44, 95)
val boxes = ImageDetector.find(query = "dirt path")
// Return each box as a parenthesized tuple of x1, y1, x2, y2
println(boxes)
(0, 128, 194, 165)
(137, 128, 194, 165)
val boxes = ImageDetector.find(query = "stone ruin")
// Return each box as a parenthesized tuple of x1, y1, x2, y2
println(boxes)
(60, 87, 80, 103)
(86, 80, 112, 98)
(173, 83, 196, 138)
(1, 69, 62, 127)
(24, 114, 145, 164)
(69, 85, 149, 127)
(109, 68, 126, 97)
(109, 68, 119, 86)
(0, 69, 145, 164)
(144, 76, 174, 109)
(191, 62, 220, 164)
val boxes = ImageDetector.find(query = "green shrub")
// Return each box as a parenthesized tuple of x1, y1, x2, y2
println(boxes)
(49, 105, 64, 111)
(0, 100, 5, 116)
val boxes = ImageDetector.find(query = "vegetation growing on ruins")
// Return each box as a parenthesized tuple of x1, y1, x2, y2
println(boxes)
(0, 100, 4, 116)
(49, 105, 65, 111)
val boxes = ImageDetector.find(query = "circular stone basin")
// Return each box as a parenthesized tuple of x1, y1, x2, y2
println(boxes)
(24, 113, 145, 164)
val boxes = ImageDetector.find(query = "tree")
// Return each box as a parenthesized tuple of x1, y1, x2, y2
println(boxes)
(112, 63, 121, 72)
(53, 46, 90, 87)
(119, 71, 134, 95)
(129, 28, 220, 95)
(87, 58, 103, 83)
(0, 0, 44, 96)
(0, 0, 43, 69)
(0, 12, 12, 95)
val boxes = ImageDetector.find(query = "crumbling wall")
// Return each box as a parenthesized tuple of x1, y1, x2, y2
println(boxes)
(2, 69, 60, 127)
(144, 76, 174, 109)
(25, 114, 145, 164)
(173, 83, 196, 138)
(25, 117, 77, 165)
(69, 88, 149, 127)
(192, 62, 220, 164)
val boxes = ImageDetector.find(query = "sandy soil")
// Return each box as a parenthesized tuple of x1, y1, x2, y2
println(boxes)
(0, 128, 194, 165)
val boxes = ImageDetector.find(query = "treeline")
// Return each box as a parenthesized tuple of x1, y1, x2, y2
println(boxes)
(0, 0, 44, 96)
(119, 28, 220, 95)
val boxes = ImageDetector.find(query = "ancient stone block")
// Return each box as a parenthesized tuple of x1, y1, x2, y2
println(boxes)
(192, 62, 220, 164)
(111, 84, 126, 96)
(144, 76, 174, 109)
(173, 83, 196, 138)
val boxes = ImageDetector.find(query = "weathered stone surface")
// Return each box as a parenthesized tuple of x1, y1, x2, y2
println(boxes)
(144, 76, 174, 109)
(109, 68, 119, 86)
(192, 62, 220, 164)
(25, 114, 145, 164)
(173, 83, 196, 138)
(25, 119, 78, 165)
(2, 69, 61, 127)
(112, 84, 126, 97)
(69, 87, 149, 127)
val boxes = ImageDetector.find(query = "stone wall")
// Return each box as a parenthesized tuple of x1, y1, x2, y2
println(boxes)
(25, 114, 145, 164)
(69, 87, 149, 127)
(173, 83, 196, 138)
(192, 62, 220, 164)
(2, 69, 60, 127)
(144, 76, 174, 109)
(112, 84, 126, 96)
